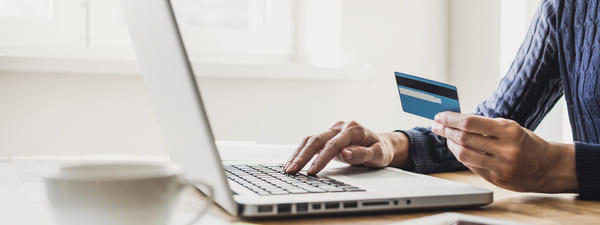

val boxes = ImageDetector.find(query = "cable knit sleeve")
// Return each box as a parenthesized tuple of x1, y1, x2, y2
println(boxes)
(574, 142, 600, 199)
(476, 0, 562, 129)
(397, 0, 563, 174)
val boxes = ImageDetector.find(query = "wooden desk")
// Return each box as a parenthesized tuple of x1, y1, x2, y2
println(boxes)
(205, 171, 600, 225)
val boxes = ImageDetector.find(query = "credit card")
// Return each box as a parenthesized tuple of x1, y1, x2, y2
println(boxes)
(395, 72, 460, 120)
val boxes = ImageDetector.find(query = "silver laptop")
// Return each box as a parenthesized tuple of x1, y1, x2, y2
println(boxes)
(120, 0, 492, 218)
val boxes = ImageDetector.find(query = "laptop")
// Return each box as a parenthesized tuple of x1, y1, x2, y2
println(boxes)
(119, 0, 492, 218)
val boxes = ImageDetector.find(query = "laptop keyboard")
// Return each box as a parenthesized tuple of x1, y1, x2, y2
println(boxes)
(224, 164, 365, 196)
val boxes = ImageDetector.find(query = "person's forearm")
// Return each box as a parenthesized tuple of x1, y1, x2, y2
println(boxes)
(542, 143, 578, 193)
(380, 132, 412, 169)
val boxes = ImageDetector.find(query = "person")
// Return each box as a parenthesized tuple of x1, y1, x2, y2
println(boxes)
(283, 0, 600, 200)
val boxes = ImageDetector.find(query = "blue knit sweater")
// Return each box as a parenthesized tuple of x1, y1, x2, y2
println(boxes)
(401, 0, 600, 200)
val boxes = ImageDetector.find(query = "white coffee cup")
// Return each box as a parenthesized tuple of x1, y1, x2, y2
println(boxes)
(42, 162, 212, 225)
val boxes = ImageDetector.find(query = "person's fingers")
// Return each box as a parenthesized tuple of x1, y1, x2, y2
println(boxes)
(464, 164, 505, 187)
(360, 143, 389, 168)
(434, 112, 502, 137)
(285, 122, 345, 174)
(307, 122, 373, 175)
(446, 140, 495, 169)
(465, 165, 491, 180)
(432, 124, 500, 156)
(285, 132, 335, 174)
(338, 143, 389, 167)
(283, 136, 310, 171)
(306, 132, 356, 175)
(339, 146, 370, 165)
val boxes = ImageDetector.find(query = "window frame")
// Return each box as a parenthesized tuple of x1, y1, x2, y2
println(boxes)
(0, 0, 359, 79)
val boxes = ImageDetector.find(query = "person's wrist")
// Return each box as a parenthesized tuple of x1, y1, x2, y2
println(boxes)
(381, 132, 412, 169)
(541, 143, 578, 193)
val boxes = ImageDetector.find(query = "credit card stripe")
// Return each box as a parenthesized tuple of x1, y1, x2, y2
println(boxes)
(395, 72, 456, 89)
(399, 87, 442, 104)
(395, 75, 458, 100)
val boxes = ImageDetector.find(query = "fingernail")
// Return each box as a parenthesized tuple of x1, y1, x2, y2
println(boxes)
(432, 123, 441, 133)
(307, 163, 317, 174)
(286, 163, 297, 173)
(434, 113, 441, 121)
(282, 163, 289, 171)
(342, 149, 353, 160)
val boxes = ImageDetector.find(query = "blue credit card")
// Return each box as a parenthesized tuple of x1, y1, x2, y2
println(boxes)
(395, 72, 460, 120)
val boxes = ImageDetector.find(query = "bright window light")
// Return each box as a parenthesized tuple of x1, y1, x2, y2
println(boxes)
(0, 0, 52, 20)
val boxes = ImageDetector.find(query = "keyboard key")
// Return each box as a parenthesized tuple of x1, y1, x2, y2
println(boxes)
(256, 191, 270, 195)
(343, 187, 366, 192)
(319, 186, 344, 192)
(306, 188, 327, 193)
(342, 186, 360, 190)
(269, 190, 289, 195)
(287, 188, 309, 194)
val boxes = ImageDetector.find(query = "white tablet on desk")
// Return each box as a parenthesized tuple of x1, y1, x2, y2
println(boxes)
(389, 213, 529, 225)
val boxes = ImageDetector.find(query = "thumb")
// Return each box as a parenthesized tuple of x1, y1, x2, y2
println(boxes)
(339, 145, 373, 165)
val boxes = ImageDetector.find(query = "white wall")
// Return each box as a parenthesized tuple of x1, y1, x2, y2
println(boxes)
(0, 0, 450, 156)
(0, 72, 163, 156)
(448, 0, 501, 112)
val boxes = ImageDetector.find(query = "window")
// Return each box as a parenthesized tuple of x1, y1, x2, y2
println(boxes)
(0, 0, 346, 75)
(0, 0, 86, 55)
(173, 0, 294, 64)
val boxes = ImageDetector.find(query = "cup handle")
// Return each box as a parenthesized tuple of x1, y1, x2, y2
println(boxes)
(180, 180, 214, 225)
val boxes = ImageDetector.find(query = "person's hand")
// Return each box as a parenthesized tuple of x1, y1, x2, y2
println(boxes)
(432, 111, 578, 193)
(283, 121, 411, 175)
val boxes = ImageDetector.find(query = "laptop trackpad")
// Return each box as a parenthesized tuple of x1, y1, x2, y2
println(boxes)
(321, 165, 415, 179)
(321, 164, 445, 194)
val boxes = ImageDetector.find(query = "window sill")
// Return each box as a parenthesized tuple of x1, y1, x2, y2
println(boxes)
(0, 56, 372, 80)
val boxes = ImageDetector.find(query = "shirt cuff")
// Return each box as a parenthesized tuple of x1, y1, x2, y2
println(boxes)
(575, 142, 600, 200)
(395, 129, 432, 173)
